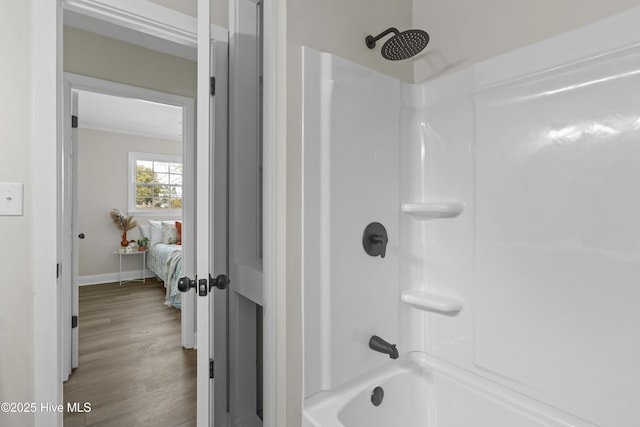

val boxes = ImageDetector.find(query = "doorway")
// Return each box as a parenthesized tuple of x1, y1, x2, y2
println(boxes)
(35, 2, 279, 425)
(72, 89, 187, 290)
(60, 74, 198, 424)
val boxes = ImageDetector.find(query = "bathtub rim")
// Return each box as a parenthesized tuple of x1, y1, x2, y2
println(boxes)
(302, 351, 598, 427)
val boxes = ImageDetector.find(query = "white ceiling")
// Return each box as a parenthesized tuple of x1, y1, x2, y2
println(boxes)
(77, 90, 183, 141)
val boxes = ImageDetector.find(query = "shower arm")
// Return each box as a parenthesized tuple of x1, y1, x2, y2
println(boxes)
(366, 28, 400, 49)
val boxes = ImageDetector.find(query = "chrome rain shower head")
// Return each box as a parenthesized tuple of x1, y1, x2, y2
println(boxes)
(365, 27, 430, 60)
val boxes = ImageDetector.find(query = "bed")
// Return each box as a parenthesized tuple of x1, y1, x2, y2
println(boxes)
(147, 243, 183, 308)
(140, 220, 183, 309)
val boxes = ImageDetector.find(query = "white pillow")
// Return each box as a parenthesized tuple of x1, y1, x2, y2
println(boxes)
(149, 220, 163, 246)
(139, 224, 151, 240)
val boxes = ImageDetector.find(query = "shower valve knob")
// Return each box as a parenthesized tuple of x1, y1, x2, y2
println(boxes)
(363, 222, 389, 258)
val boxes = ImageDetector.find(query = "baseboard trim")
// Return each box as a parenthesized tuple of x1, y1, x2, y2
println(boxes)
(79, 269, 156, 286)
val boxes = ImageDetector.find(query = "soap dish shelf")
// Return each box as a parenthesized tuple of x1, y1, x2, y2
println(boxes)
(401, 201, 464, 220)
(401, 289, 463, 314)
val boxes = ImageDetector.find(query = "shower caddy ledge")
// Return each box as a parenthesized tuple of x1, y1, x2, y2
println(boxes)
(401, 289, 463, 313)
(401, 201, 464, 220)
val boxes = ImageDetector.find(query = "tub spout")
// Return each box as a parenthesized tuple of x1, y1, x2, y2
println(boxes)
(369, 335, 399, 359)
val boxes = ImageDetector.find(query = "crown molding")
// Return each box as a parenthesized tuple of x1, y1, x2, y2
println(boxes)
(63, 0, 228, 60)
(64, 0, 197, 47)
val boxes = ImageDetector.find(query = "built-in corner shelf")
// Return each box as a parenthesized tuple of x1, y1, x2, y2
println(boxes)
(401, 201, 464, 220)
(401, 289, 463, 314)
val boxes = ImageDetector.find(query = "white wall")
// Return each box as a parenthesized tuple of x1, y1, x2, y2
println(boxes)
(407, 12, 640, 424)
(284, 1, 413, 422)
(77, 128, 181, 279)
(412, 0, 640, 82)
(288, 4, 640, 424)
(303, 49, 402, 397)
(0, 3, 34, 427)
(302, 6, 640, 426)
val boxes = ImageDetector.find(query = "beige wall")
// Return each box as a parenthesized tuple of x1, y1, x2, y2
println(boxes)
(64, 26, 197, 99)
(64, 26, 195, 276)
(0, 2, 34, 427)
(78, 129, 182, 278)
(64, 26, 195, 279)
(412, 0, 640, 82)
(288, 0, 414, 83)
(147, 0, 196, 17)
(146, 0, 229, 29)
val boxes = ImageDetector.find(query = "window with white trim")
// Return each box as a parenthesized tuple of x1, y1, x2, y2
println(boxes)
(128, 152, 183, 214)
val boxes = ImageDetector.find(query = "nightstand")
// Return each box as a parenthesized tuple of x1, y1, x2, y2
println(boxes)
(113, 249, 146, 285)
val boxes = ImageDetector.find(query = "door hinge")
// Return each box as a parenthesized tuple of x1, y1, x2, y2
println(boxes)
(210, 76, 215, 96)
(209, 359, 214, 379)
(71, 115, 78, 128)
(72, 315, 78, 328)
(56, 263, 61, 278)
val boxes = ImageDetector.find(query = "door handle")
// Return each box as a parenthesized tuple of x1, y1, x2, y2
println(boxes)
(177, 277, 206, 296)
(78, 233, 86, 239)
(178, 274, 229, 296)
(210, 274, 229, 290)
(178, 277, 196, 292)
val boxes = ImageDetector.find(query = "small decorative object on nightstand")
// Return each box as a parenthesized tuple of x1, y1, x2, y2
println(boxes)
(137, 237, 149, 252)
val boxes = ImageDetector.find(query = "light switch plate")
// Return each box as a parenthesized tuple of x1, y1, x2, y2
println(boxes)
(0, 183, 24, 216)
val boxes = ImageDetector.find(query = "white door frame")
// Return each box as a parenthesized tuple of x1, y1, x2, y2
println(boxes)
(195, 0, 212, 425)
(261, 0, 286, 425)
(35, 0, 283, 425)
(71, 88, 80, 372)
(34, 1, 63, 425)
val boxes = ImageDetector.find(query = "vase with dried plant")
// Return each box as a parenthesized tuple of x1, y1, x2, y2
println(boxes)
(110, 209, 138, 247)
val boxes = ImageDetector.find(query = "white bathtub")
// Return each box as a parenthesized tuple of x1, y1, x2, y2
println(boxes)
(303, 352, 593, 427)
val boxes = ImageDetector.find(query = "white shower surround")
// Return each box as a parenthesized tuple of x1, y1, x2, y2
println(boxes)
(303, 7, 640, 426)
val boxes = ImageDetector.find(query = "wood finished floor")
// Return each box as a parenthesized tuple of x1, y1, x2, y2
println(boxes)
(63, 279, 197, 427)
